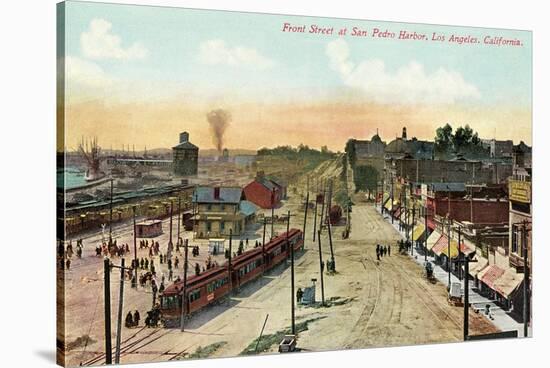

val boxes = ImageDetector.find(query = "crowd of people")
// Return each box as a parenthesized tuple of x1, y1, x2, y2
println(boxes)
(376, 243, 391, 260)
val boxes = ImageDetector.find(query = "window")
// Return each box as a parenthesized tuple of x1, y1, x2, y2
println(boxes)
(221, 221, 225, 230)
(206, 221, 211, 232)
(221, 204, 225, 211)
(189, 289, 201, 303)
(511, 225, 519, 254)
(207, 204, 212, 211)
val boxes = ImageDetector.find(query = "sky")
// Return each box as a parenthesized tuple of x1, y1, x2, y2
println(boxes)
(59, 1, 532, 152)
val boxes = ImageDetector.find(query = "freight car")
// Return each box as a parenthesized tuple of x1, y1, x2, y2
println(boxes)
(160, 229, 303, 320)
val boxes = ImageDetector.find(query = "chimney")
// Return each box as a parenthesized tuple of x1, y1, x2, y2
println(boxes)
(214, 186, 220, 200)
(402, 127, 407, 140)
(180, 132, 189, 143)
(256, 170, 265, 180)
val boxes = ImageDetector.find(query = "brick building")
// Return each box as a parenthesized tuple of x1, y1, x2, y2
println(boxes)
(243, 175, 285, 209)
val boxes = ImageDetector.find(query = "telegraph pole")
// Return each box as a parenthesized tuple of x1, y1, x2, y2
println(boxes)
(287, 211, 296, 335)
(411, 206, 415, 256)
(103, 258, 112, 365)
(424, 207, 428, 263)
(109, 179, 114, 245)
(317, 230, 325, 306)
(271, 188, 275, 239)
(319, 184, 326, 233)
(177, 196, 181, 247)
(228, 229, 233, 292)
(522, 220, 530, 337)
(303, 191, 309, 251)
(180, 239, 189, 332)
(463, 256, 469, 341)
(115, 258, 125, 364)
(390, 174, 394, 224)
(447, 218, 452, 289)
(168, 200, 173, 259)
(312, 193, 318, 242)
(262, 217, 266, 272)
(132, 206, 138, 288)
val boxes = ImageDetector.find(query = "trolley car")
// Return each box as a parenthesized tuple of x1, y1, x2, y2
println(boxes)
(160, 229, 303, 319)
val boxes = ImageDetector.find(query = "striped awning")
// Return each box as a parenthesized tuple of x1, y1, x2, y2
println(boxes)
(412, 223, 426, 241)
(393, 207, 402, 218)
(385, 200, 393, 211)
(426, 229, 442, 251)
(478, 264, 506, 290)
(432, 234, 450, 256)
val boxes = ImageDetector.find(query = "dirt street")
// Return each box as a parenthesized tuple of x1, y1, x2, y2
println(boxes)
(63, 201, 497, 366)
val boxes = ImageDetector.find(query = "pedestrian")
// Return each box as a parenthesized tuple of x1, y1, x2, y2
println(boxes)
(133, 310, 140, 327)
(125, 311, 133, 328)
(296, 287, 303, 303)
(66, 258, 71, 270)
(376, 248, 380, 261)
(388, 245, 391, 256)
(174, 257, 179, 269)
(168, 269, 173, 281)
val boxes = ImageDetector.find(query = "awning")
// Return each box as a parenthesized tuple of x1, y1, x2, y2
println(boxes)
(467, 255, 488, 277)
(432, 234, 450, 256)
(383, 193, 390, 204)
(427, 219, 436, 230)
(426, 229, 442, 251)
(384, 200, 393, 211)
(441, 238, 460, 258)
(460, 239, 476, 256)
(494, 270, 524, 298)
(393, 207, 402, 218)
(412, 223, 426, 241)
(400, 210, 407, 222)
(478, 264, 506, 290)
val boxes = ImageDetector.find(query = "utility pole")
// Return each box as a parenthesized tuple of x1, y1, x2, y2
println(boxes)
(522, 220, 530, 337)
(424, 206, 428, 263)
(109, 179, 113, 245)
(411, 206, 415, 256)
(454, 255, 476, 341)
(317, 230, 325, 306)
(228, 229, 233, 292)
(180, 239, 189, 332)
(115, 258, 125, 364)
(103, 258, 112, 365)
(271, 188, 275, 239)
(288, 210, 295, 335)
(254, 314, 270, 353)
(177, 196, 181, 247)
(303, 191, 309, 251)
(463, 256, 469, 341)
(168, 200, 173, 260)
(457, 226, 462, 280)
(319, 185, 326, 233)
(262, 217, 267, 272)
(312, 193, 318, 242)
(132, 206, 138, 288)
(447, 218, 452, 290)
(390, 174, 394, 224)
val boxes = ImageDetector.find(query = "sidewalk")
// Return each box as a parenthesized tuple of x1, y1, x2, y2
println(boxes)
(377, 206, 527, 337)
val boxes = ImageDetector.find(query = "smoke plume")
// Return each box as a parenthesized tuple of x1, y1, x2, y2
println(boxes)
(206, 109, 231, 153)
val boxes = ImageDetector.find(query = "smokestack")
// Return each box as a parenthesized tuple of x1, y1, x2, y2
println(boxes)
(402, 127, 407, 140)
(180, 132, 189, 143)
(214, 187, 220, 200)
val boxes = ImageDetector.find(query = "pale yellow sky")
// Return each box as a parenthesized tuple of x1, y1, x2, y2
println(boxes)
(62, 98, 531, 153)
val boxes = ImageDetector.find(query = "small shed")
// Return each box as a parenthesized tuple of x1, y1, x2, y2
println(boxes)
(136, 220, 163, 238)
(208, 238, 225, 255)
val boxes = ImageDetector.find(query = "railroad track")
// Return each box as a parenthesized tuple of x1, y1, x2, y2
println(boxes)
(82, 327, 163, 366)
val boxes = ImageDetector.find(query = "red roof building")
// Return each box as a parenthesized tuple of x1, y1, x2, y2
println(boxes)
(243, 177, 284, 209)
